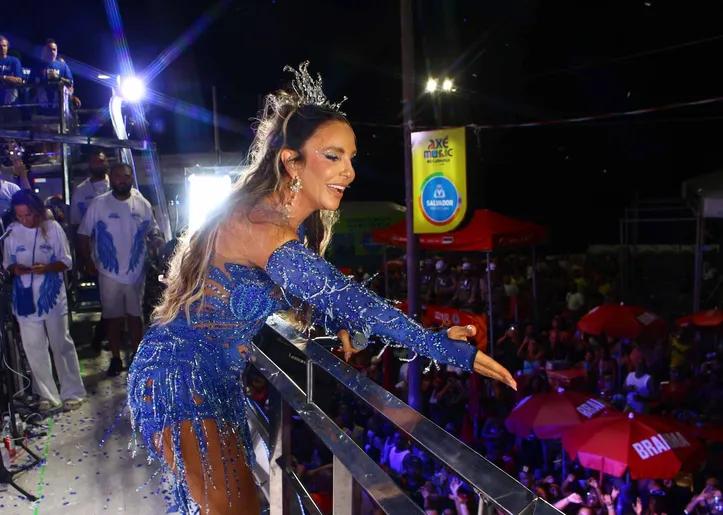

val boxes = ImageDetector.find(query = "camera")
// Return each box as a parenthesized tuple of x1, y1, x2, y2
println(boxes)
(0, 141, 24, 168)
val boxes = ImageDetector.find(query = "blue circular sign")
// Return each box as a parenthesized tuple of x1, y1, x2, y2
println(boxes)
(420, 175, 459, 225)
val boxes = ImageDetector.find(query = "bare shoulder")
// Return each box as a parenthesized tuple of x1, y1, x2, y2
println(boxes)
(215, 205, 298, 269)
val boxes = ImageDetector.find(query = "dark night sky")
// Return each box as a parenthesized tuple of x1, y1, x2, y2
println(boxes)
(4, 0, 723, 249)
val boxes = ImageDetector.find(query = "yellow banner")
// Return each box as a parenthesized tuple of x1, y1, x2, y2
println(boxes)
(412, 127, 467, 234)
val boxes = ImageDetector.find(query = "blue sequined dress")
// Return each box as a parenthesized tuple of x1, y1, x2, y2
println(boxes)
(127, 240, 478, 514)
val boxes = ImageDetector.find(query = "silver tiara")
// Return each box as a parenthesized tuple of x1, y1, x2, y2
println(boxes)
(279, 61, 347, 115)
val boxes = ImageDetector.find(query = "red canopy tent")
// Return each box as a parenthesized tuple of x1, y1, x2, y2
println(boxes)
(372, 209, 547, 251)
(372, 209, 547, 355)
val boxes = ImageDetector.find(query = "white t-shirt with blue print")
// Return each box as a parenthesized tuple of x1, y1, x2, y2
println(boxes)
(2, 221, 72, 321)
(77, 189, 159, 285)
(70, 177, 110, 225)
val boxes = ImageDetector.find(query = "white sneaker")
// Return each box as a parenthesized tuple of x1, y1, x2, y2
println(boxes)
(38, 399, 60, 411)
(62, 398, 85, 411)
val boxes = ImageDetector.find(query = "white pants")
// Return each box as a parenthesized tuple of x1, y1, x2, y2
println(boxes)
(18, 315, 86, 406)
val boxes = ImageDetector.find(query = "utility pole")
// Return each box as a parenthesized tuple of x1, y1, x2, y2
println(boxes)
(400, 0, 422, 411)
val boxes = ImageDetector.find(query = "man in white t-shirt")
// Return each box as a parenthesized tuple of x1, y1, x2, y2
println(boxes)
(77, 163, 165, 376)
(566, 285, 585, 313)
(70, 151, 111, 228)
(70, 151, 111, 351)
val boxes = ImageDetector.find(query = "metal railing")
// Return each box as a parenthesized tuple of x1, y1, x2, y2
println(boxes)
(247, 314, 562, 515)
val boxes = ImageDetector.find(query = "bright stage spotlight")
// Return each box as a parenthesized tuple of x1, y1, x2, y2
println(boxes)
(120, 76, 146, 102)
(187, 173, 232, 235)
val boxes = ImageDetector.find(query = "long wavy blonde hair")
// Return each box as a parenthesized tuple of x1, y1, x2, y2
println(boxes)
(153, 94, 347, 327)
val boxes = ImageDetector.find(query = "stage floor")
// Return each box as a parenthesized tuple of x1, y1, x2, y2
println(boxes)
(1, 313, 173, 515)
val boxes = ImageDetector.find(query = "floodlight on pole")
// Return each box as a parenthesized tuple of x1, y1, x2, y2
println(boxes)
(119, 76, 146, 102)
(426, 77, 456, 94)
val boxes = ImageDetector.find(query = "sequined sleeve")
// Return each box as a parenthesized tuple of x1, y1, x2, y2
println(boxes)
(265, 240, 477, 371)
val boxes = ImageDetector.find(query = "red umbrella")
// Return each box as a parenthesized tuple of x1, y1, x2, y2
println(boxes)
(676, 308, 723, 328)
(577, 304, 667, 340)
(563, 412, 705, 479)
(505, 390, 615, 440)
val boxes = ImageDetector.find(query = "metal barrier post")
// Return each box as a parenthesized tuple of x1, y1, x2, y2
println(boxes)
(332, 456, 360, 515)
(268, 390, 292, 515)
(59, 83, 71, 204)
(306, 359, 314, 404)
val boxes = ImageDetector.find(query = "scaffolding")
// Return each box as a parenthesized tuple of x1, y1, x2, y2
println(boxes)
(619, 198, 706, 318)
(0, 81, 171, 240)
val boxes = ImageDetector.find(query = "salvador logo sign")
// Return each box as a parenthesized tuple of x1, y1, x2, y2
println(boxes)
(412, 127, 467, 234)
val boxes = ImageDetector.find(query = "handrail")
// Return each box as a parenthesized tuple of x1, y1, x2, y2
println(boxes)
(254, 314, 563, 515)
(253, 339, 426, 514)
(0, 129, 153, 150)
(275, 457, 325, 515)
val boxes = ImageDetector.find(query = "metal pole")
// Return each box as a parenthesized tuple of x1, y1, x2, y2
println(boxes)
(60, 84, 71, 204)
(269, 392, 292, 515)
(619, 219, 626, 301)
(618, 217, 698, 223)
(625, 206, 691, 212)
(693, 204, 704, 312)
(383, 245, 390, 299)
(486, 251, 494, 357)
(332, 456, 360, 515)
(212, 85, 221, 165)
(306, 360, 314, 404)
(531, 246, 538, 329)
(401, 0, 422, 411)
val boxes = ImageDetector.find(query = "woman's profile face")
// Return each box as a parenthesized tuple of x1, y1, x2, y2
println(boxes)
(294, 120, 357, 212)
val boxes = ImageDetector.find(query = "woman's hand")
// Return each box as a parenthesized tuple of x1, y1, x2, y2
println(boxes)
(447, 325, 517, 390)
(567, 493, 583, 504)
(8, 264, 31, 276)
(30, 263, 47, 274)
(336, 329, 361, 362)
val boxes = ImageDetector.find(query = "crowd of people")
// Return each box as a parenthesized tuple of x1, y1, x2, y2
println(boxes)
(1, 34, 76, 142)
(244, 253, 723, 515)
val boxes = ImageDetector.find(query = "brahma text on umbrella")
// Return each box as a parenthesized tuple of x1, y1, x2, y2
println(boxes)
(576, 399, 606, 418)
(632, 432, 691, 460)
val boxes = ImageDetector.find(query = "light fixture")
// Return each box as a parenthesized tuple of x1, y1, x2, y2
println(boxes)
(119, 76, 146, 102)
(425, 78, 438, 93)
(442, 78, 454, 92)
(97, 74, 112, 80)
(187, 173, 232, 235)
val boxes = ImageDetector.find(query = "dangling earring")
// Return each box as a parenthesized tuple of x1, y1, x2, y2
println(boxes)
(290, 176, 303, 194)
(284, 176, 303, 216)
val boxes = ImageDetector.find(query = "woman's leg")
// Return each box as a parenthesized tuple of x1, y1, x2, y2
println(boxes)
(17, 318, 61, 405)
(44, 315, 86, 401)
(159, 419, 260, 515)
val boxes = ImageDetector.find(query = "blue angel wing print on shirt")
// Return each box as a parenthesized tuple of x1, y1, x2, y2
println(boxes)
(96, 220, 119, 274)
(127, 220, 150, 273)
(37, 254, 62, 316)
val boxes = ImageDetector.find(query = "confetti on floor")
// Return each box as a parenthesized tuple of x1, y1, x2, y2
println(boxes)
(0, 313, 170, 515)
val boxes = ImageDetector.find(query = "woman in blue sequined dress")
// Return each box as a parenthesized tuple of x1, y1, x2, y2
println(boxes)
(127, 62, 517, 515)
